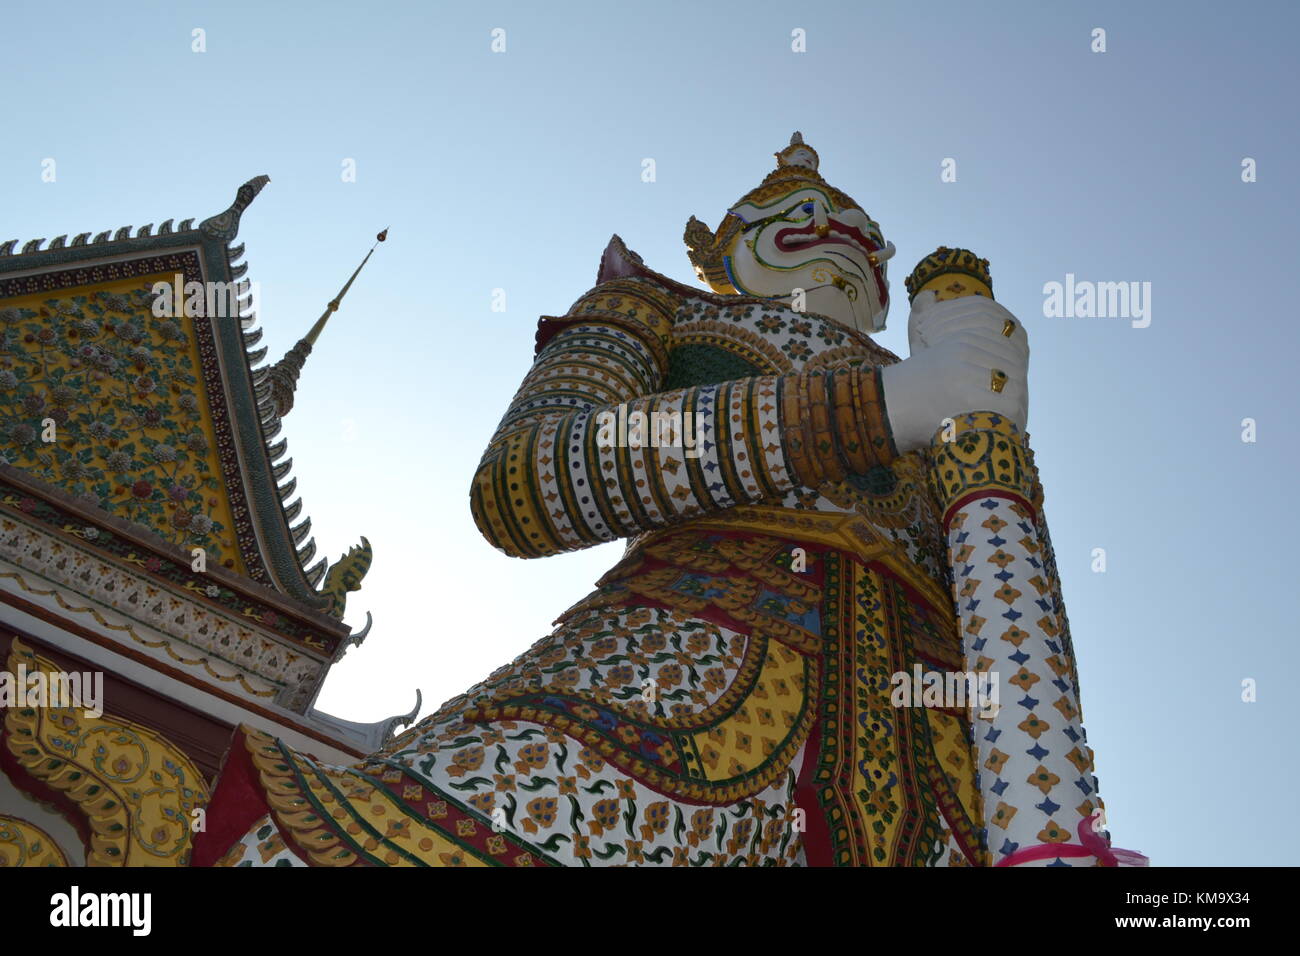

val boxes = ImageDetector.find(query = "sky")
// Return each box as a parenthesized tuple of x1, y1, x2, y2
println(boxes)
(3, 0, 1297, 867)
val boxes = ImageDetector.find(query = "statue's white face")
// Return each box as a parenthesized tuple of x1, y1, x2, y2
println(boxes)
(725, 186, 892, 334)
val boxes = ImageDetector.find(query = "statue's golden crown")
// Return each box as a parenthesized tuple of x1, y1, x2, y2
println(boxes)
(685, 132, 868, 294)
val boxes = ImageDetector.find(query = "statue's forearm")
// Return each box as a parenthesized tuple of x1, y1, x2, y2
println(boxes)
(472, 374, 779, 556)
(470, 357, 901, 558)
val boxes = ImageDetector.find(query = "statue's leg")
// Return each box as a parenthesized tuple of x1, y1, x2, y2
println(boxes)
(200, 602, 812, 866)
(795, 550, 986, 867)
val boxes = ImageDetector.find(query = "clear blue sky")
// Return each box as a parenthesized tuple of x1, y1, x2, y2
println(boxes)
(3, 0, 1296, 866)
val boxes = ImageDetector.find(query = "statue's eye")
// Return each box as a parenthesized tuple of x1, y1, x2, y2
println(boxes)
(801, 203, 814, 214)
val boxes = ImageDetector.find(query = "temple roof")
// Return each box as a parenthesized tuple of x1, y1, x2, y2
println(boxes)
(0, 177, 356, 616)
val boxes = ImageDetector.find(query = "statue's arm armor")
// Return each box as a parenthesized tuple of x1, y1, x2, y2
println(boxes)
(470, 276, 898, 557)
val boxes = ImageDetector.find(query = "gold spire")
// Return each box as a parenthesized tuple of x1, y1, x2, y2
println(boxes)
(267, 229, 387, 418)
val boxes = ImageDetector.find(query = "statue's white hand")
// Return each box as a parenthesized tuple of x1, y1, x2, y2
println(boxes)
(880, 290, 1030, 454)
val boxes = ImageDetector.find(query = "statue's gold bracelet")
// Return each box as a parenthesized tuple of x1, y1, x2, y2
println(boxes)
(782, 373, 822, 487)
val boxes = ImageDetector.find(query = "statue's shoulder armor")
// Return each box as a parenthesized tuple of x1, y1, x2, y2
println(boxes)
(534, 273, 680, 375)
(530, 235, 900, 389)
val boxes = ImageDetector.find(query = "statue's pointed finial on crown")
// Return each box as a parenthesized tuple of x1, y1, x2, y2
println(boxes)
(776, 131, 820, 172)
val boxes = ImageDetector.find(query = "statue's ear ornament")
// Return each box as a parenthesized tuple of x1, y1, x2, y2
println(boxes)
(683, 215, 715, 259)
(684, 214, 742, 294)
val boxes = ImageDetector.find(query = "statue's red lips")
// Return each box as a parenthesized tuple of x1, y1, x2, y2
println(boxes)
(770, 222, 889, 308)
(773, 221, 880, 258)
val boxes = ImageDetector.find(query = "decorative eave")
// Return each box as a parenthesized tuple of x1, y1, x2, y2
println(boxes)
(0, 462, 348, 710)
(0, 178, 339, 612)
(0, 461, 416, 749)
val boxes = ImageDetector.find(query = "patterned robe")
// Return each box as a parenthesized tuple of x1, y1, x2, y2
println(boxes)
(198, 242, 1106, 867)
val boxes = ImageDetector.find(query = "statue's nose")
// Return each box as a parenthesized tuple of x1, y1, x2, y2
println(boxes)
(813, 202, 830, 237)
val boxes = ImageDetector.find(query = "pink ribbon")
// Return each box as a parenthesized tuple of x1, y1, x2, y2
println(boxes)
(994, 814, 1149, 867)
